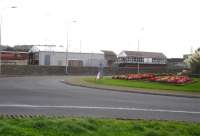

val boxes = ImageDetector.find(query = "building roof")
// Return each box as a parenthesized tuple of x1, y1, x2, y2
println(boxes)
(68, 52, 104, 55)
(119, 50, 166, 58)
(29, 45, 66, 53)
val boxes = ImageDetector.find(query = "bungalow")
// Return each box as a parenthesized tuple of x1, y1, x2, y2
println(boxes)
(116, 50, 167, 68)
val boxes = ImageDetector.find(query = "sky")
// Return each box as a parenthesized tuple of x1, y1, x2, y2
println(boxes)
(0, 0, 200, 58)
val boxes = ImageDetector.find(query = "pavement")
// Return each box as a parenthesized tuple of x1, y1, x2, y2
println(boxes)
(0, 76, 200, 122)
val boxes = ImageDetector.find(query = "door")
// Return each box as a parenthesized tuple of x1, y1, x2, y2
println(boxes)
(44, 54, 50, 65)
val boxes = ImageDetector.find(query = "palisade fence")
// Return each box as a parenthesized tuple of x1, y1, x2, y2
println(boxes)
(0, 65, 183, 76)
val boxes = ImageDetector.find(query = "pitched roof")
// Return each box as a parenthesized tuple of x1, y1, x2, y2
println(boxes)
(121, 50, 166, 58)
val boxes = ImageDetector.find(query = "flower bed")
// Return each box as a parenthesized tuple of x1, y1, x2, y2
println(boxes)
(148, 76, 192, 84)
(127, 73, 155, 80)
(112, 73, 192, 84)
(112, 73, 155, 80)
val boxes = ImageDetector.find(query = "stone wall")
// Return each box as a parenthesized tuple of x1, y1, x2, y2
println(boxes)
(1, 65, 66, 75)
(67, 66, 98, 75)
(0, 65, 183, 76)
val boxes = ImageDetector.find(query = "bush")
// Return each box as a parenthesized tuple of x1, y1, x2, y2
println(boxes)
(185, 48, 200, 74)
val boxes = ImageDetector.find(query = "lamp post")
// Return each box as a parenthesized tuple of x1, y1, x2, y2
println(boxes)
(0, 17, 2, 75)
(66, 31, 69, 74)
(137, 27, 144, 74)
(65, 19, 77, 74)
(137, 39, 140, 73)
(0, 6, 17, 75)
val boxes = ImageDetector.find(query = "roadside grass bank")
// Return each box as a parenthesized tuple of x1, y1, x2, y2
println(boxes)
(0, 117, 200, 136)
(84, 77, 200, 92)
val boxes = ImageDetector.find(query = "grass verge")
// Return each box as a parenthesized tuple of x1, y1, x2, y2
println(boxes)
(0, 117, 200, 136)
(84, 77, 200, 92)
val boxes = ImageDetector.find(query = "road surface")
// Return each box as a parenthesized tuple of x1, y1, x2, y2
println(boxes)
(0, 76, 200, 122)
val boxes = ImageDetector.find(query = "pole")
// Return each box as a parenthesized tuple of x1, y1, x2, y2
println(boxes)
(0, 14, 2, 75)
(65, 19, 77, 74)
(0, 6, 17, 75)
(80, 40, 82, 53)
(137, 39, 140, 73)
(137, 27, 144, 74)
(66, 31, 69, 74)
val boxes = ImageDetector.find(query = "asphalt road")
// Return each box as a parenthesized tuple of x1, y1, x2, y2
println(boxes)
(0, 76, 200, 122)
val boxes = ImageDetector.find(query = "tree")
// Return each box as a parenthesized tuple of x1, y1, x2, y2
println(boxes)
(185, 48, 200, 74)
(0, 45, 14, 51)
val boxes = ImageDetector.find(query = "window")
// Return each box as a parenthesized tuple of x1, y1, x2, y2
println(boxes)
(134, 57, 137, 62)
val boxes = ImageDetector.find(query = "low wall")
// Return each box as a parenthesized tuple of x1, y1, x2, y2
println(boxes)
(0, 65, 183, 76)
(67, 66, 180, 75)
(67, 66, 98, 75)
(1, 65, 65, 75)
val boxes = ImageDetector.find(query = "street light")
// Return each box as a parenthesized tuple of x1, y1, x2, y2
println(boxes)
(0, 6, 17, 75)
(137, 27, 144, 74)
(11, 6, 17, 9)
(65, 19, 77, 74)
(137, 39, 140, 73)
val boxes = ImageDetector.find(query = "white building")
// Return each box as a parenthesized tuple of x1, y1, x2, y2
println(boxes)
(67, 52, 107, 67)
(29, 45, 108, 67)
(29, 45, 66, 66)
(116, 50, 167, 67)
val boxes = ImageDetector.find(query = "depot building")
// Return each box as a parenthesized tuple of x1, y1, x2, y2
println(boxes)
(28, 45, 115, 67)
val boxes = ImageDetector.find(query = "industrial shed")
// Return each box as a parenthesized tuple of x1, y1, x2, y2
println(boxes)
(67, 52, 107, 67)
(28, 45, 108, 67)
(29, 45, 66, 66)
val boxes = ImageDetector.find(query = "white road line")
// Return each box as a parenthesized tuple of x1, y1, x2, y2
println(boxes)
(0, 104, 199, 114)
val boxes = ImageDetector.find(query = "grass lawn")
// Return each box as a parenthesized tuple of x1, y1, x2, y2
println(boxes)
(0, 117, 200, 136)
(84, 77, 200, 92)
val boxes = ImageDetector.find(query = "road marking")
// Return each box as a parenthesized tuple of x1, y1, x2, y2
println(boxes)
(0, 104, 199, 114)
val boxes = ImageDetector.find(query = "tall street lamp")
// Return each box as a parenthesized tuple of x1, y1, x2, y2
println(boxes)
(137, 39, 140, 73)
(0, 6, 17, 75)
(65, 19, 77, 74)
(137, 27, 144, 74)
